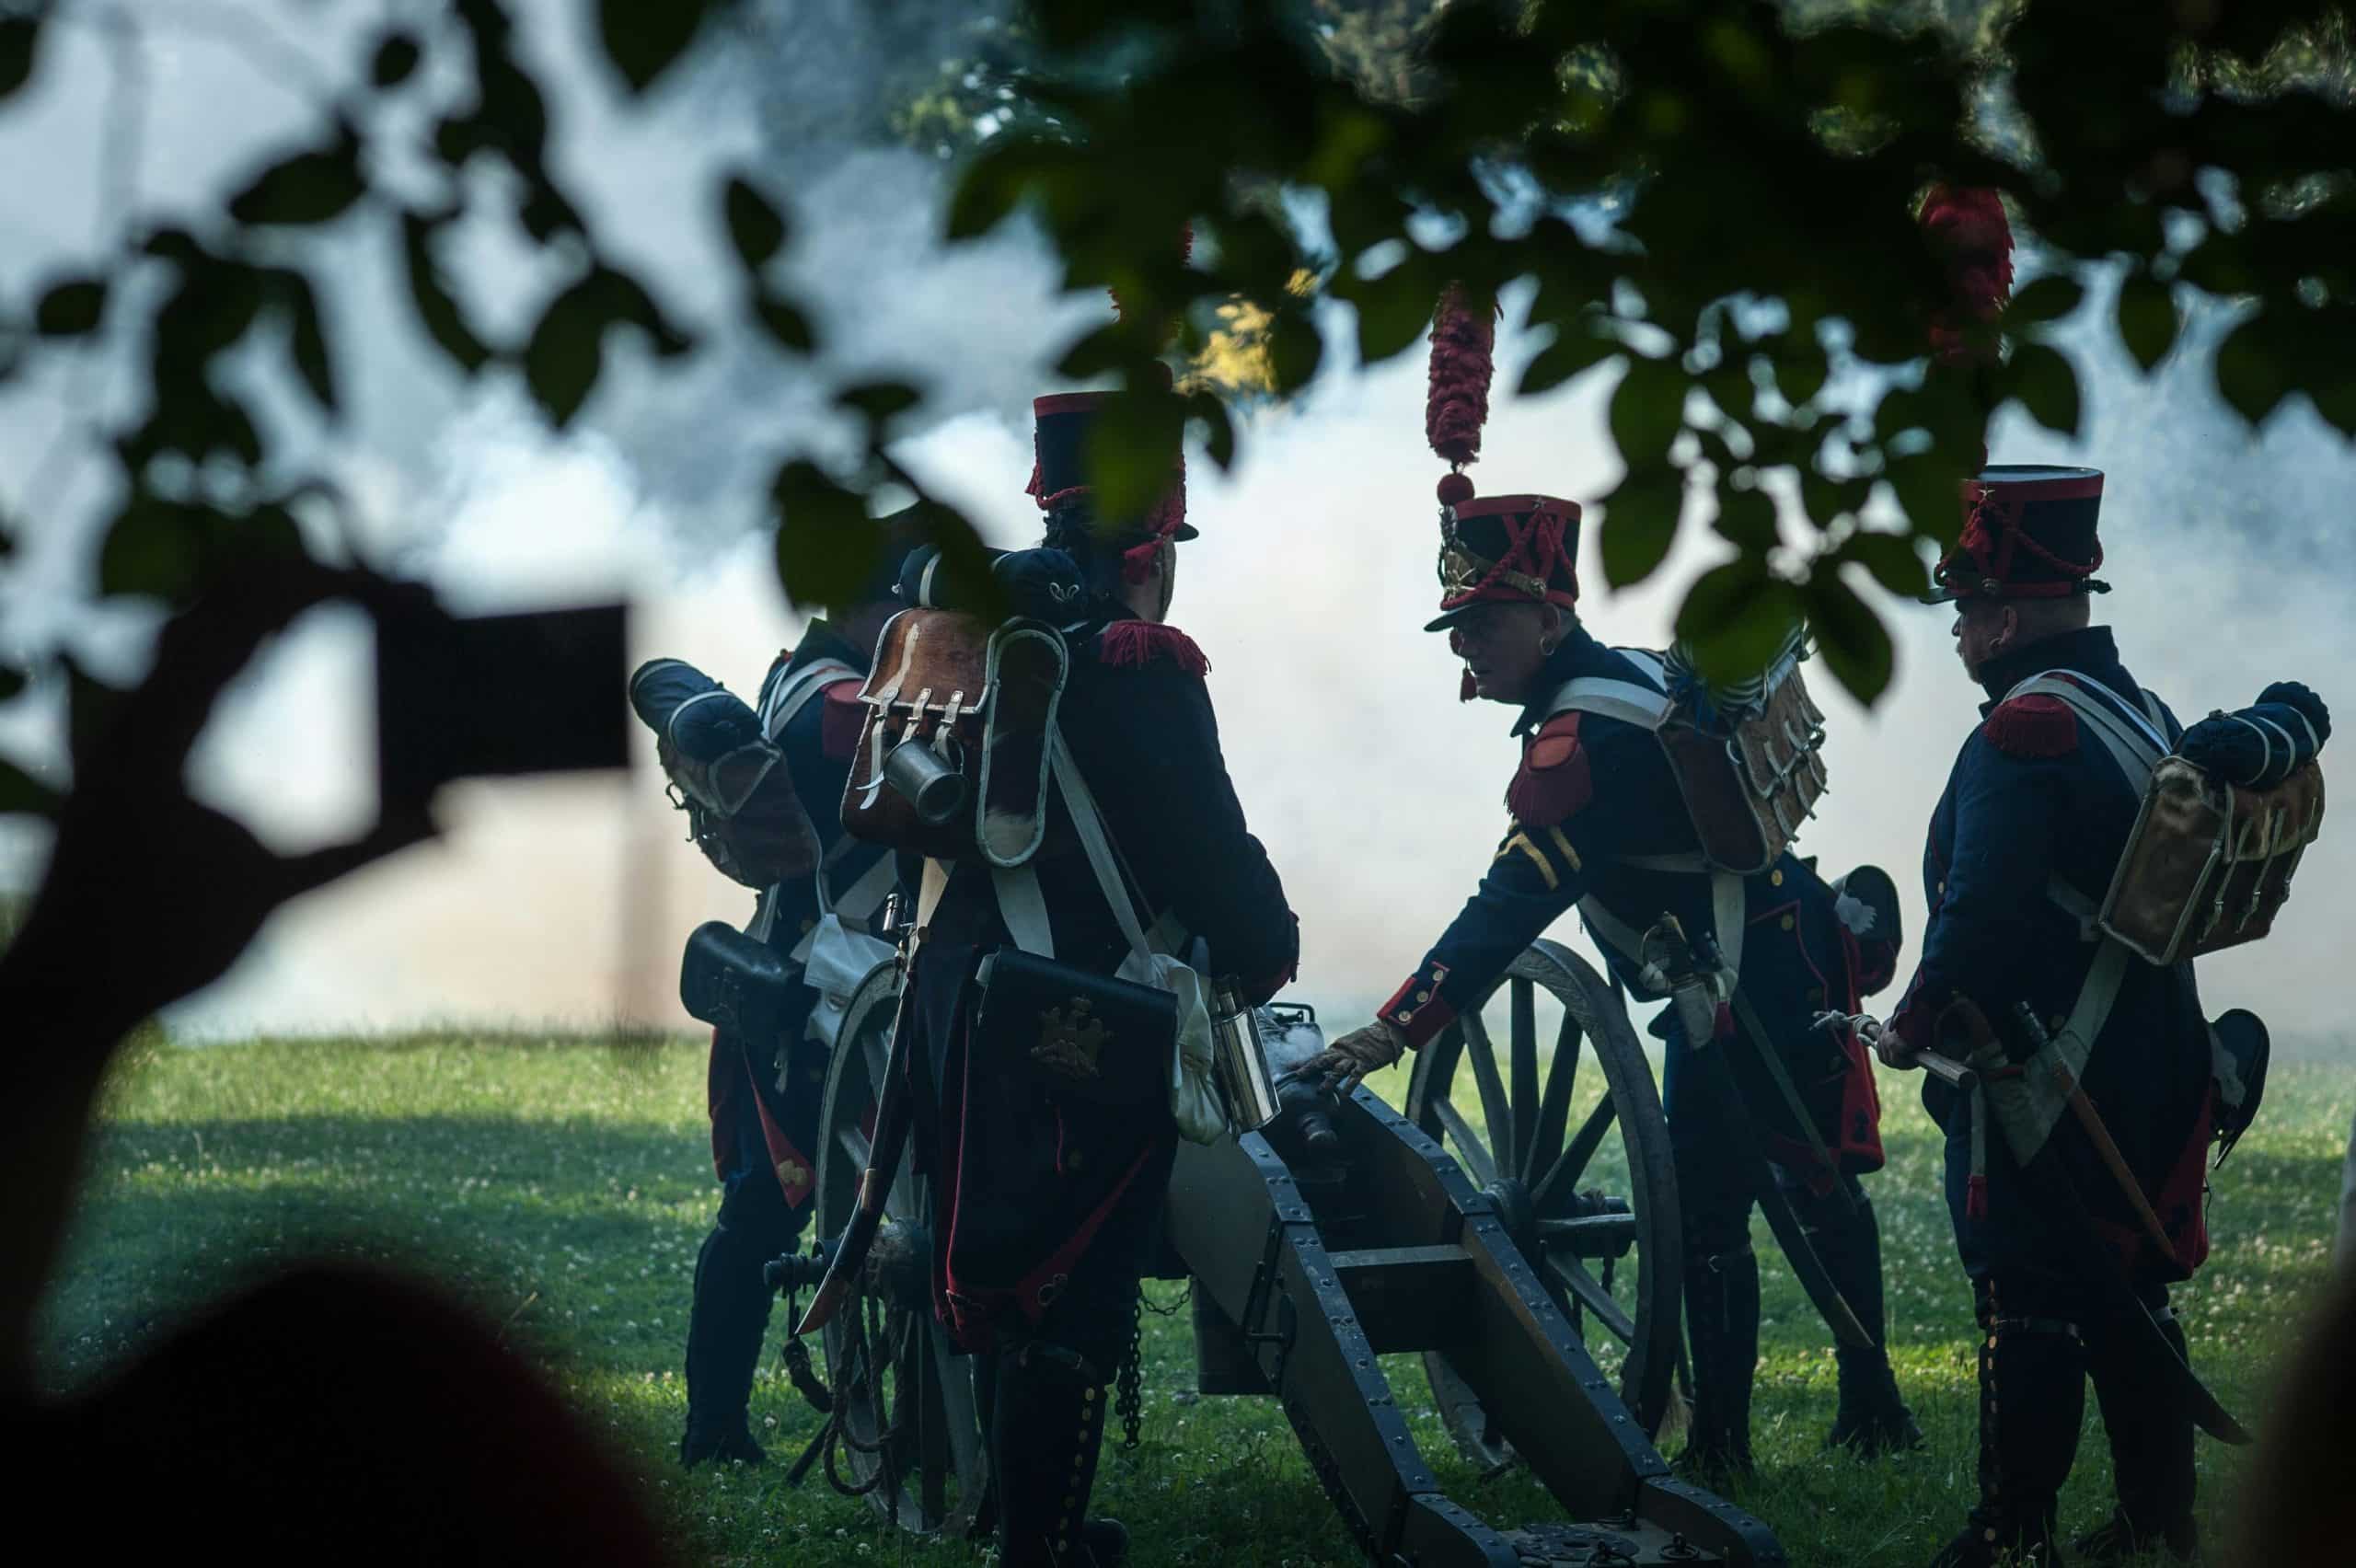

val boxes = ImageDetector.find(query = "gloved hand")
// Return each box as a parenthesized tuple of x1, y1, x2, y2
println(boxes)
(1298, 1020, 1409, 1097)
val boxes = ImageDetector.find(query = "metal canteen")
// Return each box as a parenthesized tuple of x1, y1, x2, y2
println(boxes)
(882, 735, 968, 826)
(1209, 977, 1283, 1135)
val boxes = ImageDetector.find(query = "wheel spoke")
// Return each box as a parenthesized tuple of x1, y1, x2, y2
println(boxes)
(1545, 1252, 1637, 1345)
(1460, 1011, 1516, 1177)
(861, 1018, 893, 1101)
(1431, 1093, 1499, 1187)
(1532, 1095, 1617, 1212)
(839, 1124, 872, 1172)
(1525, 1014, 1582, 1186)
(1509, 981, 1540, 1180)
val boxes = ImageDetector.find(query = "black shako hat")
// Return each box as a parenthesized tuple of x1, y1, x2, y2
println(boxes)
(1026, 391, 1197, 552)
(1929, 464, 2110, 603)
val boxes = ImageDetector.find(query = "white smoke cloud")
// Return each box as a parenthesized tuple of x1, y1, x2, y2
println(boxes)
(2, 4, 2351, 1046)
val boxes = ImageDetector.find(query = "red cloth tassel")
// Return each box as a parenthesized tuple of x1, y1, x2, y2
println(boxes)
(1920, 184, 2014, 367)
(1098, 620, 1209, 675)
(1426, 285, 1497, 469)
(1966, 1173, 1989, 1222)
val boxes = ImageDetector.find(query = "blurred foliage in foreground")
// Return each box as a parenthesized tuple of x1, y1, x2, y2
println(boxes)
(4, 0, 2355, 835)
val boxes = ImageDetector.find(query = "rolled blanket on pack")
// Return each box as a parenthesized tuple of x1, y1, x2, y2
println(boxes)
(2177, 681, 2332, 790)
(896, 544, 1090, 621)
(629, 658, 765, 759)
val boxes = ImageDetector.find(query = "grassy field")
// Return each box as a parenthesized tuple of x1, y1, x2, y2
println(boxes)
(37, 1032, 2352, 1566)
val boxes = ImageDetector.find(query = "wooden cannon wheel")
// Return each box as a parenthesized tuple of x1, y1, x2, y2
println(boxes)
(1403, 938, 1683, 1459)
(808, 961, 987, 1538)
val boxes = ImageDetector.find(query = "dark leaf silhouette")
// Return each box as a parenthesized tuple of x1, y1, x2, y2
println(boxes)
(597, 0, 712, 94)
(226, 127, 368, 226)
(34, 278, 105, 338)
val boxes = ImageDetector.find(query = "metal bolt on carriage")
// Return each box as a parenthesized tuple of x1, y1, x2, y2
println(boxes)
(774, 939, 1786, 1567)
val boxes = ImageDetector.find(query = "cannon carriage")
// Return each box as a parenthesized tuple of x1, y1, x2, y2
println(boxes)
(773, 937, 1783, 1567)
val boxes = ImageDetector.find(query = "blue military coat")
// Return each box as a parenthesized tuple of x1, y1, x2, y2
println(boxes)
(1888, 626, 2214, 1286)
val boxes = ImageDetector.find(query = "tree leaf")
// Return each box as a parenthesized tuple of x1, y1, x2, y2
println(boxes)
(1713, 484, 1776, 552)
(372, 32, 422, 89)
(753, 292, 815, 354)
(0, 14, 41, 102)
(2005, 273, 2084, 326)
(1803, 570, 1895, 704)
(2214, 313, 2287, 427)
(1674, 557, 1800, 683)
(836, 381, 922, 425)
(772, 460, 880, 610)
(274, 271, 338, 414)
(1188, 391, 1236, 470)
(1265, 308, 1323, 396)
(0, 757, 59, 819)
(1086, 387, 1186, 525)
(1881, 449, 1970, 549)
(1599, 467, 1682, 589)
(1837, 530, 1928, 597)
(226, 126, 367, 226)
(583, 265, 691, 357)
(1609, 355, 1685, 468)
(35, 277, 106, 337)
(2008, 340, 2081, 438)
(524, 280, 606, 428)
(401, 211, 491, 372)
(723, 176, 788, 271)
(1518, 334, 1619, 398)
(98, 494, 208, 600)
(597, 0, 711, 93)
(2115, 271, 2177, 374)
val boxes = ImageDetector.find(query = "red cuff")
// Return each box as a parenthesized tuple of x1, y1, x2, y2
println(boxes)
(1380, 960, 1456, 1050)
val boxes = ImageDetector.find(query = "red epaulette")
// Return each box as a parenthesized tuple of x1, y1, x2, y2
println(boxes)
(1098, 621, 1209, 676)
(1981, 693, 2078, 757)
(819, 677, 866, 761)
(1505, 711, 1595, 826)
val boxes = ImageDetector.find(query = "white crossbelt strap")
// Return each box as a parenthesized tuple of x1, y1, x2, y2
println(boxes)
(760, 656, 857, 740)
(2006, 672, 2166, 790)
(1546, 649, 1674, 733)
(1577, 868, 1746, 1001)
(990, 732, 1164, 968)
(1987, 671, 2172, 1159)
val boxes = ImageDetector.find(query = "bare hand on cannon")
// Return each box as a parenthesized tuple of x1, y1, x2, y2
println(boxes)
(1299, 1019, 1409, 1097)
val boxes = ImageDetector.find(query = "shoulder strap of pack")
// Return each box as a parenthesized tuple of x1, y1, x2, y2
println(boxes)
(989, 730, 1163, 967)
(1546, 648, 1674, 732)
(2005, 671, 2168, 791)
(760, 656, 858, 741)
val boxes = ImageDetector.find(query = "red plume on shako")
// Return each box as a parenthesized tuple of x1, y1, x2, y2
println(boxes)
(1421, 284, 1582, 700)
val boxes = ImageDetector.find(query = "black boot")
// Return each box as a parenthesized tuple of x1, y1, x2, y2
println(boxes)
(989, 1339, 1118, 1566)
(1805, 1184, 1923, 1457)
(1678, 1242, 1760, 1478)
(2077, 1299, 2198, 1563)
(1926, 1279, 2084, 1568)
(679, 1220, 775, 1467)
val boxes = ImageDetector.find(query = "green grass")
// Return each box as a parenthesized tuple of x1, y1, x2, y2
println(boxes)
(37, 1033, 2352, 1566)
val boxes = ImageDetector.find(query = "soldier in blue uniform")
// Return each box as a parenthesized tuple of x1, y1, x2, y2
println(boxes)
(1871, 467, 2266, 1566)
(899, 392, 1298, 1566)
(676, 558, 906, 1468)
(1303, 299, 1915, 1472)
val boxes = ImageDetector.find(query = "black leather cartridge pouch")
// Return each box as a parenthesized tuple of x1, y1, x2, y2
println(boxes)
(972, 948, 1174, 1113)
(678, 920, 798, 1043)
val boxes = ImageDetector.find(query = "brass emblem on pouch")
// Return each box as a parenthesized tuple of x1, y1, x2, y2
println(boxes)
(1033, 997, 1108, 1080)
